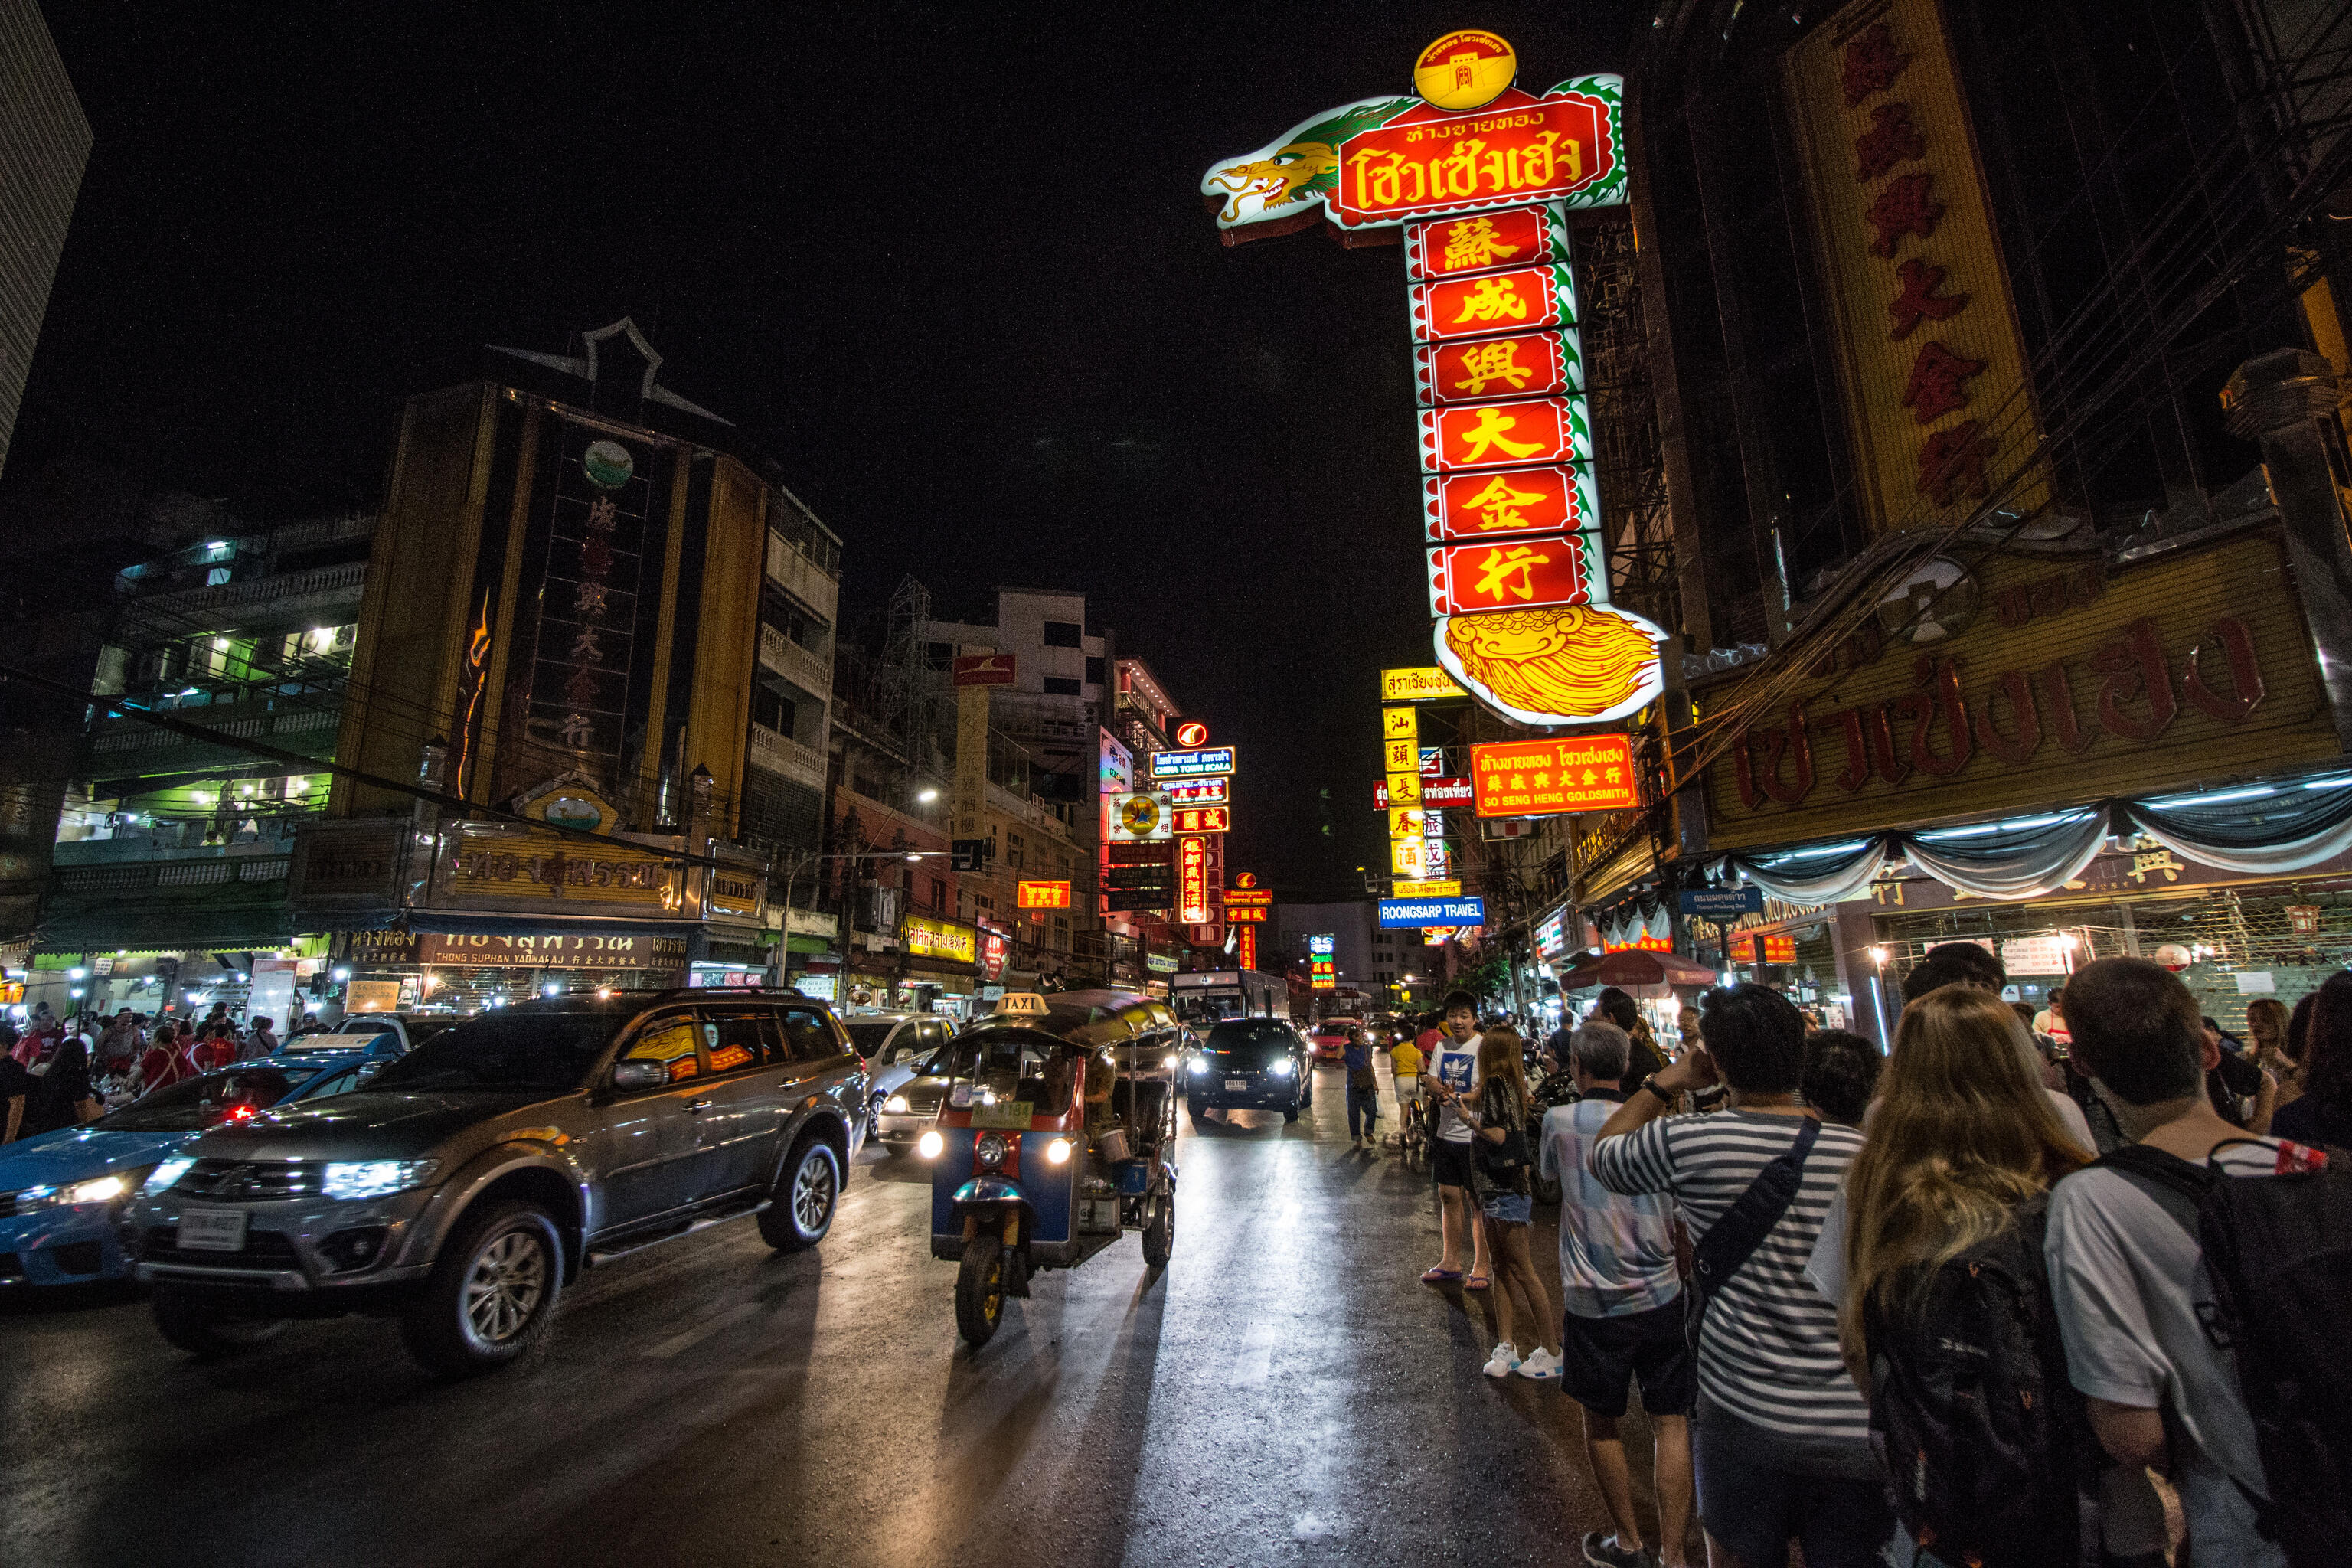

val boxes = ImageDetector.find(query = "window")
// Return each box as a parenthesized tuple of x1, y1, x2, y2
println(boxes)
(752, 681, 796, 737)
(926, 640, 954, 669)
(1041, 675, 1082, 696)
(1007, 832, 1024, 871)
(700, 1009, 780, 1073)
(622, 1016, 702, 1084)
(1041, 620, 1082, 648)
(776, 1006, 843, 1063)
(929, 877, 945, 910)
(1084, 656, 1105, 686)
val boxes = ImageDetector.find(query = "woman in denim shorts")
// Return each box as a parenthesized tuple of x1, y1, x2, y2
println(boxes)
(1462, 1027, 1560, 1381)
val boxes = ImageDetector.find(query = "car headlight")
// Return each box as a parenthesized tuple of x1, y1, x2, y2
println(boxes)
(322, 1159, 439, 1201)
(17, 1168, 153, 1210)
(1267, 1059, 1295, 1077)
(143, 1157, 197, 1194)
(1163, 1052, 1180, 1070)
(1187, 1057, 1210, 1075)
(884, 1094, 911, 1114)
(975, 1132, 1009, 1170)
(917, 1129, 945, 1159)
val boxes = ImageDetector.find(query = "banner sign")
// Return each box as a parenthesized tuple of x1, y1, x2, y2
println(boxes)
(1396, 877, 1463, 897)
(1225, 904, 1268, 923)
(1149, 746, 1236, 780)
(1171, 805, 1231, 835)
(1164, 779, 1229, 805)
(1377, 776, 1474, 808)
(1178, 835, 1212, 923)
(1381, 665, 1470, 701)
(952, 653, 1016, 687)
(1422, 462, 1599, 544)
(1745, 933, 1798, 965)
(1427, 534, 1594, 616)
(1109, 791, 1175, 842)
(1419, 396, 1591, 472)
(1472, 733, 1640, 815)
(1380, 895, 1488, 928)
(417, 931, 688, 969)
(906, 914, 978, 965)
(1410, 264, 1577, 345)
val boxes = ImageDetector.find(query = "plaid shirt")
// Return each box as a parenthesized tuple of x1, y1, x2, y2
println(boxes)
(1539, 1093, 1681, 1318)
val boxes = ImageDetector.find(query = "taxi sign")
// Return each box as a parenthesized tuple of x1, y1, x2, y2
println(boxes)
(991, 992, 1050, 1016)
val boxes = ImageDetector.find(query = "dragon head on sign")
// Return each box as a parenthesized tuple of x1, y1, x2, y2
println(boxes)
(1200, 97, 1413, 230)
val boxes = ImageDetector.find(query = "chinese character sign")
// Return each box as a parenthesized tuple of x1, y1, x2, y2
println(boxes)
(1422, 465, 1599, 543)
(1410, 263, 1576, 344)
(1416, 328, 1583, 403)
(1780, 0, 2046, 531)
(1403, 203, 1563, 279)
(1472, 733, 1639, 815)
(1178, 835, 1211, 923)
(1171, 805, 1230, 835)
(1427, 534, 1593, 616)
(522, 429, 653, 765)
(1419, 397, 1591, 472)
(1017, 880, 1072, 910)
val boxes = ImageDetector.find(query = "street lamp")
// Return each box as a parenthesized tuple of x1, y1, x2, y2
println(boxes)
(916, 788, 939, 803)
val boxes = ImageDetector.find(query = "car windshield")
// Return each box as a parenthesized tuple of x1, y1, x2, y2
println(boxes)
(844, 1021, 900, 1056)
(906, 1041, 956, 1079)
(363, 1008, 622, 1093)
(100, 1068, 302, 1132)
(1205, 1021, 1295, 1053)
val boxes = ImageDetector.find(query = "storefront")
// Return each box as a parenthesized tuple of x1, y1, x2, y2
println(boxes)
(837, 913, 982, 1017)
(1693, 524, 2351, 1046)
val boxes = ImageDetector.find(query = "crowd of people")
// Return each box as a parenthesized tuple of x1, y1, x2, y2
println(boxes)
(0, 1002, 302, 1144)
(1384, 946, 2344, 1568)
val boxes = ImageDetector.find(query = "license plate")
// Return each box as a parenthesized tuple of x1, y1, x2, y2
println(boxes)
(178, 1208, 248, 1253)
(1225, 1078, 1248, 1091)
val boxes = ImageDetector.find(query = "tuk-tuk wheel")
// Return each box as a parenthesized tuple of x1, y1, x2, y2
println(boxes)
(956, 1233, 1007, 1346)
(1141, 1194, 1174, 1267)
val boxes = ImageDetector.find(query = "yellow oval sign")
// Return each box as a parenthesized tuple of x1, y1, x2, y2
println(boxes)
(1413, 30, 1517, 110)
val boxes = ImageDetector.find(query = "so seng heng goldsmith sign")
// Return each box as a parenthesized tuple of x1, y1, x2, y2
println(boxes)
(1201, 31, 1664, 730)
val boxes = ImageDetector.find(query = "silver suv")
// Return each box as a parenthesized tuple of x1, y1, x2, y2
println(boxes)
(129, 990, 866, 1375)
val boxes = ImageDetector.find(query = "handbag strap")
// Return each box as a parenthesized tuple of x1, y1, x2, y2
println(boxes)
(1690, 1116, 1820, 1305)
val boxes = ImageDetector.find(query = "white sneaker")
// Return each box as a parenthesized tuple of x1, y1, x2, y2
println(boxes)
(1482, 1342, 1521, 1378)
(1517, 1348, 1561, 1380)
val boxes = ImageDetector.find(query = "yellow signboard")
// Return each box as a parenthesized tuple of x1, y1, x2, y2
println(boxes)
(1383, 706, 1418, 740)
(1390, 838, 1430, 877)
(1388, 808, 1425, 838)
(905, 913, 978, 965)
(1782, 0, 2047, 531)
(1383, 739, 1417, 773)
(1395, 877, 1462, 897)
(1381, 666, 1469, 702)
(1387, 771, 1424, 807)
(443, 824, 678, 910)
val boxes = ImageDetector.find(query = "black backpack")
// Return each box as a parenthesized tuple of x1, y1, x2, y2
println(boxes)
(1864, 1192, 2098, 1568)
(2099, 1140, 2352, 1568)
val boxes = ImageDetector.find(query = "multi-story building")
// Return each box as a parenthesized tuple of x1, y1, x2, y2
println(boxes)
(1272, 900, 1379, 1011)
(281, 318, 839, 1009)
(0, 0, 87, 477)
(28, 508, 371, 1021)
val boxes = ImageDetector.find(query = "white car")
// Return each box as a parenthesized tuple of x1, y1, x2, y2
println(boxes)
(842, 1013, 958, 1145)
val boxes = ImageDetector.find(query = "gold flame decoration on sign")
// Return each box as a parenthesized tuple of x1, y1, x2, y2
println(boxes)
(1436, 605, 1666, 726)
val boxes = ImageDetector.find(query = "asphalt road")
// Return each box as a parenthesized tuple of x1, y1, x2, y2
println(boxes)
(1, 1063, 1687, 1567)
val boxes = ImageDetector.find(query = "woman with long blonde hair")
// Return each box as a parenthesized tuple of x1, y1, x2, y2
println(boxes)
(1455, 1027, 1561, 1380)
(1839, 984, 2093, 1566)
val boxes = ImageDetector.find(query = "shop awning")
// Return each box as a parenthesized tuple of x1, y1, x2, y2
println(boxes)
(1556, 949, 1721, 995)
(38, 903, 302, 953)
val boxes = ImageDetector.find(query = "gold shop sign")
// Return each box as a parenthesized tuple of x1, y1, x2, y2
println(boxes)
(418, 932, 688, 969)
(442, 824, 679, 910)
(1705, 530, 2340, 852)
(905, 913, 977, 964)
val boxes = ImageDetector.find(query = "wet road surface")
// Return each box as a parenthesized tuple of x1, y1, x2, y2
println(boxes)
(1, 1064, 1687, 1566)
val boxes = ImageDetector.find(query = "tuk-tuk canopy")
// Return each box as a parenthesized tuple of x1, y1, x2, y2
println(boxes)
(972, 989, 1178, 1049)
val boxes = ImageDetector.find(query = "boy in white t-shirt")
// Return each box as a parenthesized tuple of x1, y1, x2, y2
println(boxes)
(2047, 957, 2321, 1568)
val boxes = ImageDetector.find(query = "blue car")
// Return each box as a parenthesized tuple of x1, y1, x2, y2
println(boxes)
(0, 1047, 391, 1286)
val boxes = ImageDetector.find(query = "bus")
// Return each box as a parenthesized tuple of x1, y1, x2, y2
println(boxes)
(1170, 969, 1292, 1025)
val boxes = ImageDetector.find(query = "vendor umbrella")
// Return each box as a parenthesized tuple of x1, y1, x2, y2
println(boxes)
(1555, 949, 1722, 998)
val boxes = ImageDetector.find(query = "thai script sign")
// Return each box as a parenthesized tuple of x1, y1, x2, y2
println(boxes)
(1472, 734, 1639, 815)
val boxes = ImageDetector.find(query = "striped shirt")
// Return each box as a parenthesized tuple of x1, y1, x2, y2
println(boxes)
(1540, 1095, 1680, 1318)
(1589, 1109, 1870, 1443)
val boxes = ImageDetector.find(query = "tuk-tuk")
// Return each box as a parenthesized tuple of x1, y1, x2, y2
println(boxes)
(920, 989, 1182, 1345)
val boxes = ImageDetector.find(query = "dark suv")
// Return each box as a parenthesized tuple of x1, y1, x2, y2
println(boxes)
(128, 991, 865, 1375)
(1184, 1016, 1312, 1123)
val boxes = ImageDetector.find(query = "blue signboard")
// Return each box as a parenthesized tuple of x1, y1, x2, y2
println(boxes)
(1379, 895, 1487, 928)
(1679, 888, 1763, 916)
(1149, 746, 1236, 780)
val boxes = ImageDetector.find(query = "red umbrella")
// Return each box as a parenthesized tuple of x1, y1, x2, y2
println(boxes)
(1555, 948, 1721, 998)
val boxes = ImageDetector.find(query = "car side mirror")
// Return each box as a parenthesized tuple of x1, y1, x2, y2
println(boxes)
(612, 1060, 666, 1091)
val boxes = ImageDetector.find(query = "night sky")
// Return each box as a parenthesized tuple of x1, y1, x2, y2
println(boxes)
(17, 2, 1635, 900)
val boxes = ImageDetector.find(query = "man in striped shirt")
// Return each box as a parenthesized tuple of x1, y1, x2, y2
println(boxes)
(1590, 983, 1889, 1568)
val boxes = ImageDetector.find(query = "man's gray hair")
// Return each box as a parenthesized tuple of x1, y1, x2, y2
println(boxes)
(1571, 1020, 1632, 1082)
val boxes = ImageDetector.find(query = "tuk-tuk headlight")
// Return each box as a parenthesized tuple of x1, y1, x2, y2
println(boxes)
(975, 1132, 1009, 1170)
(1045, 1137, 1072, 1165)
(917, 1130, 945, 1159)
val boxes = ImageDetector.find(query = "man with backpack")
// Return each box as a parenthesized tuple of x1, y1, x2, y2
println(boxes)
(2049, 956, 2337, 1568)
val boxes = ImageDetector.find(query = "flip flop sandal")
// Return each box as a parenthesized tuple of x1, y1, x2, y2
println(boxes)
(1420, 1266, 1465, 1284)
(1465, 1274, 1491, 1291)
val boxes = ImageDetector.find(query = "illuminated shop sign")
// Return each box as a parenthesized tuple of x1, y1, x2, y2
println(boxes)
(1017, 880, 1072, 910)
(1427, 534, 1594, 617)
(1415, 328, 1583, 404)
(1378, 896, 1488, 928)
(1174, 720, 1210, 746)
(1421, 463, 1599, 543)
(906, 914, 978, 965)
(1165, 779, 1228, 805)
(1403, 200, 1565, 279)
(1378, 776, 1475, 808)
(1472, 733, 1639, 815)
(1409, 263, 1577, 345)
(1149, 746, 1236, 780)
(1170, 805, 1230, 835)
(1110, 791, 1174, 841)
(1380, 665, 1470, 701)
(1178, 835, 1212, 923)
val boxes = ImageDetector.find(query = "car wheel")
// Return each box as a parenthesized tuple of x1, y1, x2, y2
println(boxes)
(956, 1232, 1006, 1347)
(757, 1135, 841, 1253)
(1141, 1193, 1174, 1268)
(864, 1093, 882, 1145)
(152, 1287, 289, 1359)
(399, 1198, 563, 1377)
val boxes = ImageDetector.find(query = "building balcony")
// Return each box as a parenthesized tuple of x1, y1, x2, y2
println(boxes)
(87, 696, 341, 773)
(748, 721, 828, 792)
(54, 853, 290, 898)
(119, 560, 368, 639)
(758, 623, 833, 700)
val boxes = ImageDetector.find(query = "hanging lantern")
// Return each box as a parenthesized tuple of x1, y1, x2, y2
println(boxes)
(2284, 903, 2321, 936)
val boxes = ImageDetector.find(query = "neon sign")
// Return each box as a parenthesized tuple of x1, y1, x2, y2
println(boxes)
(1150, 746, 1235, 780)
(1178, 835, 1211, 923)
